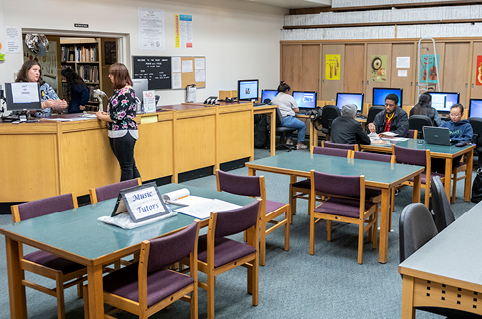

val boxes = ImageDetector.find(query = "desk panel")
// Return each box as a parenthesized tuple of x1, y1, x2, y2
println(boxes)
(217, 110, 252, 163)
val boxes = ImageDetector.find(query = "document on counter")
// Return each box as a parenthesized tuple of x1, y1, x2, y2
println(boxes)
(175, 199, 242, 219)
(161, 188, 212, 207)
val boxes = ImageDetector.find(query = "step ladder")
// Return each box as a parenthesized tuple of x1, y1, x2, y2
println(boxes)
(417, 37, 441, 97)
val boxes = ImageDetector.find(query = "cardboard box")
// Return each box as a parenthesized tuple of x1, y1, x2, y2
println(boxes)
(219, 90, 237, 100)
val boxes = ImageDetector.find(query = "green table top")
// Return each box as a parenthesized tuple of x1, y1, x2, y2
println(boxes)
(246, 152, 424, 187)
(0, 184, 255, 262)
(364, 139, 474, 157)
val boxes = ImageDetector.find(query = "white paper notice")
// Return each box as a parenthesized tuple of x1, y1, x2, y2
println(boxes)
(143, 90, 156, 113)
(182, 60, 193, 73)
(172, 73, 182, 89)
(138, 8, 165, 51)
(195, 69, 206, 82)
(172, 56, 181, 72)
(396, 57, 410, 68)
(195, 58, 205, 70)
(398, 70, 408, 77)
(11, 83, 40, 103)
(180, 15, 193, 48)
(5, 27, 22, 53)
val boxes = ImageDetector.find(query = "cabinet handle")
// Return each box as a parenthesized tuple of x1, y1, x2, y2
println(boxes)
(466, 83, 468, 88)
(473, 83, 475, 89)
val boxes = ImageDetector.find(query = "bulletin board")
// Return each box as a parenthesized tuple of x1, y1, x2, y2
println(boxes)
(133, 56, 172, 90)
(179, 56, 206, 89)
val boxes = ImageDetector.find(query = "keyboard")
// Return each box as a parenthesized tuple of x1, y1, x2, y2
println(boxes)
(356, 115, 367, 120)
(253, 103, 266, 107)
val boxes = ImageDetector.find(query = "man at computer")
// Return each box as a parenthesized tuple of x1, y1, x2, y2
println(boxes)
(367, 93, 409, 137)
(271, 81, 307, 150)
(331, 104, 370, 145)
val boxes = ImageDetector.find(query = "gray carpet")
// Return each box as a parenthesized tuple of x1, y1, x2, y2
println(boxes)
(0, 147, 477, 318)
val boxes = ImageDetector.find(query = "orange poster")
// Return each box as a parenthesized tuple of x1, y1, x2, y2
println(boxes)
(477, 55, 482, 86)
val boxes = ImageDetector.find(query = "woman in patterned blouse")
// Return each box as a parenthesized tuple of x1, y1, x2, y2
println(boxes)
(96, 63, 141, 181)
(15, 60, 68, 117)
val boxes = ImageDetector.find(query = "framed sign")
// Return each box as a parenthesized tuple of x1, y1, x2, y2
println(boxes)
(111, 182, 170, 222)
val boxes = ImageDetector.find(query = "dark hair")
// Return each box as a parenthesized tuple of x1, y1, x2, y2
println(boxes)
(61, 68, 87, 100)
(385, 93, 399, 105)
(109, 63, 133, 90)
(416, 93, 431, 108)
(277, 81, 290, 93)
(15, 60, 45, 85)
(451, 103, 464, 115)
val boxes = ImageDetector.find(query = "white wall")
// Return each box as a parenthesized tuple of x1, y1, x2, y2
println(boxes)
(0, 0, 286, 104)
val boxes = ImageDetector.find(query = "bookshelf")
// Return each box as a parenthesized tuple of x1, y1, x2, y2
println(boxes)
(60, 38, 103, 111)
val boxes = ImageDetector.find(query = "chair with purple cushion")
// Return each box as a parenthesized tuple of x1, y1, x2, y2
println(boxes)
(392, 144, 445, 207)
(216, 169, 290, 266)
(309, 170, 378, 264)
(408, 129, 418, 139)
(10, 193, 86, 319)
(92, 221, 200, 319)
(322, 140, 359, 151)
(89, 178, 142, 203)
(197, 200, 261, 319)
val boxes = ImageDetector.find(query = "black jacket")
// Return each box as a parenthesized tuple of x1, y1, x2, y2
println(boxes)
(409, 105, 442, 126)
(368, 106, 409, 137)
(331, 117, 371, 145)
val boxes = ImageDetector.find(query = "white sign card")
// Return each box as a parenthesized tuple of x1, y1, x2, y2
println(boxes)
(111, 182, 170, 222)
(138, 8, 165, 51)
(11, 83, 40, 103)
(143, 90, 156, 113)
(182, 60, 193, 73)
(398, 70, 408, 77)
(5, 26, 22, 54)
(396, 57, 410, 69)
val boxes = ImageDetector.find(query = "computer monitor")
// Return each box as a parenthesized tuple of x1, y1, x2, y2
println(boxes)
(292, 91, 317, 109)
(238, 79, 259, 102)
(428, 92, 460, 114)
(372, 88, 403, 107)
(132, 78, 149, 103)
(5, 82, 41, 111)
(261, 89, 278, 104)
(336, 93, 364, 113)
(469, 99, 482, 118)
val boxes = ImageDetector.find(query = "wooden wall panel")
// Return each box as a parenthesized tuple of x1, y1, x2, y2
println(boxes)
(443, 42, 471, 108)
(281, 45, 303, 91)
(344, 44, 365, 95)
(302, 44, 321, 94)
(322, 44, 345, 102)
(391, 43, 416, 106)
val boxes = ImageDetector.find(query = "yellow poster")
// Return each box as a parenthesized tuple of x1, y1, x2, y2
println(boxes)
(174, 14, 180, 48)
(325, 54, 340, 80)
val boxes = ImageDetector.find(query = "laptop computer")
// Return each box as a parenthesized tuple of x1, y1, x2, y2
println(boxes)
(423, 126, 452, 146)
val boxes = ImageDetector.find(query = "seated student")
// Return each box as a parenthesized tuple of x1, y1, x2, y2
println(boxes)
(270, 81, 307, 150)
(367, 93, 409, 137)
(331, 104, 370, 145)
(409, 92, 442, 126)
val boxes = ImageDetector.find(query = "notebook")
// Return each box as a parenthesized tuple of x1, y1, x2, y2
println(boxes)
(423, 126, 452, 146)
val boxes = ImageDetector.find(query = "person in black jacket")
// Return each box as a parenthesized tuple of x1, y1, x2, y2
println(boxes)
(61, 68, 90, 114)
(409, 92, 442, 126)
(331, 104, 371, 145)
(367, 93, 409, 137)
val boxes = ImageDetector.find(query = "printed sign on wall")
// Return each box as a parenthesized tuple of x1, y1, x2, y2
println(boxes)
(325, 54, 340, 80)
(420, 54, 439, 84)
(476, 55, 482, 86)
(371, 55, 387, 82)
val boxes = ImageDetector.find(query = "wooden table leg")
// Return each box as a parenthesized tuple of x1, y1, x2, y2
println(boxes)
(248, 168, 256, 176)
(444, 157, 453, 200)
(401, 275, 416, 319)
(5, 237, 27, 319)
(87, 264, 104, 319)
(379, 188, 390, 264)
(412, 173, 421, 203)
(465, 149, 474, 201)
(270, 109, 276, 157)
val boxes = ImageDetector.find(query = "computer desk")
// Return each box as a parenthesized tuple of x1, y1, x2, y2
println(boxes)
(0, 183, 255, 319)
(398, 200, 482, 318)
(360, 139, 475, 202)
(253, 104, 278, 156)
(245, 152, 424, 264)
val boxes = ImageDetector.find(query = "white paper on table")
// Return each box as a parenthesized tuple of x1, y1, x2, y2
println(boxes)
(379, 131, 398, 137)
(175, 199, 242, 219)
(161, 188, 212, 207)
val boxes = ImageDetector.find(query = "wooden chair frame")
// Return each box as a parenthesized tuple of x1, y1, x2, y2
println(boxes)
(322, 140, 359, 151)
(11, 193, 85, 319)
(451, 155, 467, 203)
(89, 178, 142, 204)
(309, 171, 378, 264)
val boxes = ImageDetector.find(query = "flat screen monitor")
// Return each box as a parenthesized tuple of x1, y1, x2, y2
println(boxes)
(5, 82, 41, 111)
(469, 99, 482, 118)
(293, 91, 317, 109)
(372, 88, 403, 107)
(132, 78, 149, 103)
(428, 92, 460, 113)
(238, 79, 259, 101)
(336, 93, 364, 113)
(261, 90, 278, 103)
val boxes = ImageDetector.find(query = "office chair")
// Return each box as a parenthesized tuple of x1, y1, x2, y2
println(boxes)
(409, 115, 433, 139)
(320, 105, 340, 141)
(366, 106, 385, 125)
(322, 140, 359, 151)
(430, 175, 455, 232)
(275, 107, 296, 151)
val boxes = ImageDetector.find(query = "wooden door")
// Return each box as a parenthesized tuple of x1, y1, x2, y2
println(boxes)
(280, 44, 302, 91)
(471, 42, 482, 99)
(344, 44, 365, 95)
(321, 44, 344, 102)
(302, 44, 321, 95)
(443, 42, 470, 108)
(101, 38, 118, 97)
(391, 43, 416, 107)
(366, 43, 392, 104)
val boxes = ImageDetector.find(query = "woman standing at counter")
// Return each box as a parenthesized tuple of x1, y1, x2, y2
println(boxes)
(96, 63, 141, 181)
(61, 67, 89, 114)
(15, 60, 68, 116)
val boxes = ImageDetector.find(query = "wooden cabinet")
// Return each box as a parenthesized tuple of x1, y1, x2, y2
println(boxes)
(281, 44, 321, 95)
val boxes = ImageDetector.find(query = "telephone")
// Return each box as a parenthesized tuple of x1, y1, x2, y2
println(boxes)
(203, 96, 218, 105)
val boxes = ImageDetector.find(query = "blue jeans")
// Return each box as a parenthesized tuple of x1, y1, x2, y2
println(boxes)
(282, 116, 306, 142)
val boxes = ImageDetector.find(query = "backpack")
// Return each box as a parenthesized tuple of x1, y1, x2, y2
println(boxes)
(254, 114, 269, 148)
(471, 168, 482, 203)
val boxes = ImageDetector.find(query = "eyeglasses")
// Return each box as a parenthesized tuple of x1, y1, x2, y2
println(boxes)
(450, 113, 461, 117)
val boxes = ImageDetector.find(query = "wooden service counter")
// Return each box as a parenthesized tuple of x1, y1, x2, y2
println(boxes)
(0, 102, 253, 202)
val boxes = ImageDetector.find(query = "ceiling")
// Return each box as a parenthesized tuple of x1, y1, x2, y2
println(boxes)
(236, 0, 331, 9)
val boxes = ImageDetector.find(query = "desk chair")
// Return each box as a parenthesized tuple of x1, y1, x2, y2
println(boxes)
(469, 117, 482, 168)
(86, 221, 200, 319)
(431, 175, 455, 232)
(10, 193, 86, 319)
(197, 200, 261, 319)
(322, 140, 359, 151)
(392, 145, 444, 207)
(366, 106, 384, 126)
(408, 129, 418, 139)
(89, 178, 142, 204)
(409, 115, 433, 139)
(309, 170, 378, 264)
(275, 107, 296, 151)
(320, 105, 340, 141)
(215, 169, 290, 266)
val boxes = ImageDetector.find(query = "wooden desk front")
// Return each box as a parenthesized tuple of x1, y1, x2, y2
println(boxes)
(398, 201, 482, 318)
